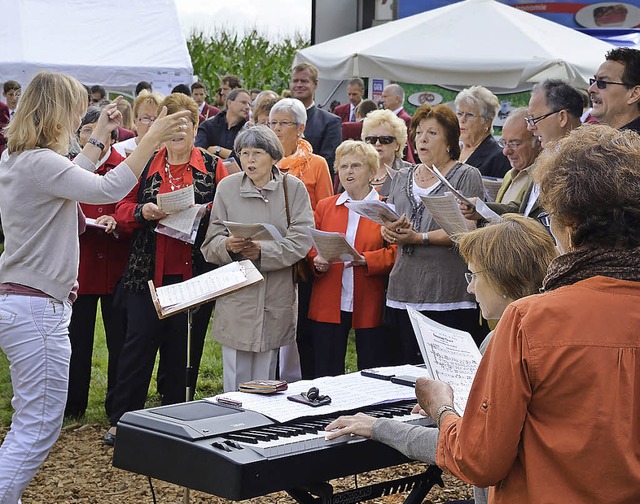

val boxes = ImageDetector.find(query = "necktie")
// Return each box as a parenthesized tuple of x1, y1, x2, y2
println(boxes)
(350, 108, 355, 122)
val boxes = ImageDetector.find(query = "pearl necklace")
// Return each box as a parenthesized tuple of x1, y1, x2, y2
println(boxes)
(165, 160, 191, 191)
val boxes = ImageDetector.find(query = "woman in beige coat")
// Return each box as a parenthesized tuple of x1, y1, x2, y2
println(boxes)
(201, 125, 314, 392)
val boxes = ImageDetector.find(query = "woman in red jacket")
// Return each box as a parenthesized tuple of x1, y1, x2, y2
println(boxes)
(309, 140, 396, 377)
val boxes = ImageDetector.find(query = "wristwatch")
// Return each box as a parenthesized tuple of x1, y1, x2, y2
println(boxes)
(215, 146, 222, 155)
(421, 232, 430, 245)
(436, 405, 458, 429)
(88, 137, 105, 151)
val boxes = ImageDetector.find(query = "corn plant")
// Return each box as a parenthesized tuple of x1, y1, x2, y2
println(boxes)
(187, 28, 309, 98)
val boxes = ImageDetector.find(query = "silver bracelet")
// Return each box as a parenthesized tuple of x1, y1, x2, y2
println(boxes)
(436, 405, 458, 429)
(87, 137, 105, 151)
(421, 232, 429, 245)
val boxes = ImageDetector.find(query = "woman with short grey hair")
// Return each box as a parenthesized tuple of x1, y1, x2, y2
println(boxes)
(454, 85, 510, 178)
(201, 125, 314, 392)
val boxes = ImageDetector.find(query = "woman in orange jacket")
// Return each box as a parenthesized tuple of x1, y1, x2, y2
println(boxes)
(308, 140, 396, 377)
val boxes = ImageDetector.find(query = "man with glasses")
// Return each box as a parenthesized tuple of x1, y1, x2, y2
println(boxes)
(588, 47, 640, 133)
(461, 80, 581, 224)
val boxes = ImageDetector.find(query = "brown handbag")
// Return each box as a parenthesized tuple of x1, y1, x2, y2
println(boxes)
(283, 174, 311, 283)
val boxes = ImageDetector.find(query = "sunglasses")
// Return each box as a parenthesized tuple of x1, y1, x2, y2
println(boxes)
(364, 135, 395, 145)
(589, 78, 628, 90)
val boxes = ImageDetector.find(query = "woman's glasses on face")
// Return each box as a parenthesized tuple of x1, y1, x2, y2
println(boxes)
(364, 135, 395, 145)
(464, 271, 484, 285)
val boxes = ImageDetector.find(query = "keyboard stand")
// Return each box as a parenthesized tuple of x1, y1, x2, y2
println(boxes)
(286, 465, 443, 504)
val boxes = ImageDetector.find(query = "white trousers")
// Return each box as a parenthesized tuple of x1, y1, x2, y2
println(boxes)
(0, 295, 72, 504)
(221, 346, 278, 393)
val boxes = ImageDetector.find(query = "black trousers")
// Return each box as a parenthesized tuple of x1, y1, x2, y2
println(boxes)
(296, 278, 315, 379)
(311, 311, 392, 377)
(108, 276, 213, 426)
(386, 306, 485, 365)
(64, 285, 126, 418)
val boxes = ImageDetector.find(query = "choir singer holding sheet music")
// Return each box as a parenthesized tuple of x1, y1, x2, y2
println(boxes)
(326, 213, 556, 504)
(403, 127, 640, 503)
(0, 72, 192, 500)
(308, 141, 397, 377)
(381, 104, 485, 361)
(201, 125, 314, 392)
(106, 93, 228, 445)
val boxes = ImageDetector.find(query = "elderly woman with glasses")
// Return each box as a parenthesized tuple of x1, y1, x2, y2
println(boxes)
(113, 90, 165, 157)
(324, 213, 557, 504)
(269, 97, 334, 380)
(201, 125, 314, 392)
(455, 86, 511, 178)
(361, 109, 413, 200)
(412, 126, 640, 503)
(308, 141, 397, 377)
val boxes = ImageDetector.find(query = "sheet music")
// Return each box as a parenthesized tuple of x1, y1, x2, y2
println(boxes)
(420, 192, 471, 236)
(208, 371, 422, 423)
(222, 158, 242, 174)
(475, 199, 502, 222)
(407, 307, 482, 415)
(85, 218, 107, 230)
(345, 200, 400, 225)
(223, 221, 284, 242)
(155, 262, 247, 309)
(158, 205, 205, 236)
(482, 176, 503, 202)
(308, 228, 365, 263)
(157, 185, 195, 213)
(429, 165, 474, 206)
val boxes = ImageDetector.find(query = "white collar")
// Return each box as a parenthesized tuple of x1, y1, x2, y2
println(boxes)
(96, 148, 111, 169)
(392, 106, 403, 115)
(336, 187, 379, 205)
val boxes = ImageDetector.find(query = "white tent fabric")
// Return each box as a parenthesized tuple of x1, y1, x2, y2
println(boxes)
(0, 0, 192, 94)
(295, 0, 613, 89)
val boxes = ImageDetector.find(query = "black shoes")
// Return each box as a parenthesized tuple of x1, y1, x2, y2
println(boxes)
(103, 426, 117, 446)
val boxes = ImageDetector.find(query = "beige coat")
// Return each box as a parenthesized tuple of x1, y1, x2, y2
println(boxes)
(201, 168, 314, 352)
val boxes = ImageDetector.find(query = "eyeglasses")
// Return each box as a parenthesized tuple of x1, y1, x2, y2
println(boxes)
(456, 111, 479, 121)
(268, 120, 296, 128)
(589, 78, 628, 90)
(464, 271, 484, 285)
(239, 149, 269, 159)
(497, 139, 523, 150)
(364, 135, 395, 145)
(138, 117, 156, 125)
(524, 110, 563, 127)
(338, 162, 366, 172)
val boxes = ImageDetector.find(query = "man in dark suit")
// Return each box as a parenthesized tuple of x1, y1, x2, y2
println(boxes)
(290, 62, 342, 177)
(381, 83, 414, 163)
(333, 78, 365, 124)
(191, 81, 220, 120)
(341, 99, 378, 141)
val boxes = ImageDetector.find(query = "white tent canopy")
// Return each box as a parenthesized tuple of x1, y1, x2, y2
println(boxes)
(295, 0, 613, 89)
(0, 0, 192, 95)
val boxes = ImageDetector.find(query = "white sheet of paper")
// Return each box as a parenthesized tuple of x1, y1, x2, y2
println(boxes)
(159, 205, 204, 236)
(481, 176, 503, 202)
(157, 185, 195, 214)
(85, 218, 107, 230)
(428, 165, 474, 206)
(406, 307, 482, 414)
(208, 370, 422, 423)
(344, 199, 400, 225)
(223, 221, 284, 242)
(420, 192, 471, 236)
(155, 262, 247, 309)
(308, 228, 365, 263)
(475, 198, 502, 222)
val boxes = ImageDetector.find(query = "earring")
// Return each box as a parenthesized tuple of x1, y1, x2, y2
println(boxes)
(502, 294, 507, 299)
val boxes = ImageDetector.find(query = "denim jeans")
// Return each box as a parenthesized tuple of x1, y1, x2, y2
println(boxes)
(0, 294, 72, 504)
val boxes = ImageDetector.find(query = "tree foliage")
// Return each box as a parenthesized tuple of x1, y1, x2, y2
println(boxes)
(187, 28, 310, 98)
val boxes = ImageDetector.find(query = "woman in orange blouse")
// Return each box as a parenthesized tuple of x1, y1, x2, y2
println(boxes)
(269, 97, 334, 380)
(308, 141, 396, 377)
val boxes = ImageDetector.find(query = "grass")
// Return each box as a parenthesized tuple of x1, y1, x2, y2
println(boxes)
(0, 303, 358, 427)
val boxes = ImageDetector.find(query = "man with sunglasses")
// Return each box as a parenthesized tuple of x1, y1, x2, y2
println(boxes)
(588, 48, 640, 133)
